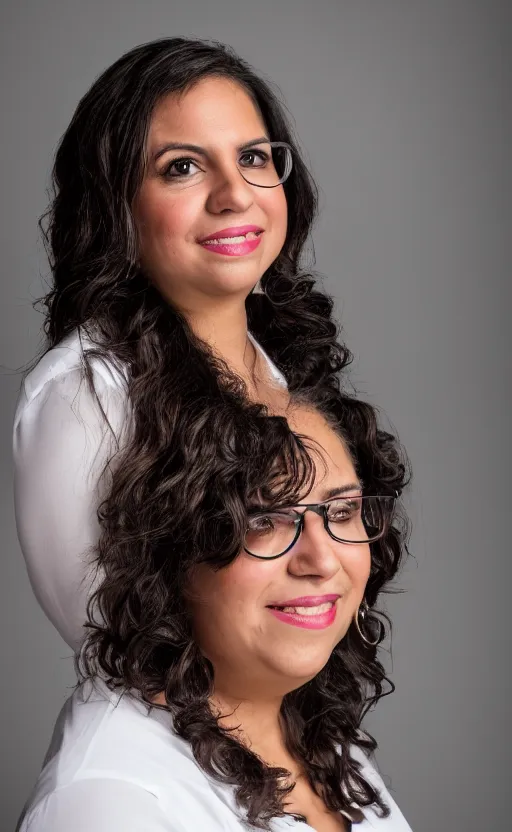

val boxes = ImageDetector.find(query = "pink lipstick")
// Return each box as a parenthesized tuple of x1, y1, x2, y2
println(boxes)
(198, 224, 263, 257)
(266, 595, 340, 630)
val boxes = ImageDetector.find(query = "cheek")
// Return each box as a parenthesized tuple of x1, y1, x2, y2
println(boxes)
(259, 189, 288, 235)
(343, 545, 372, 593)
(360, 546, 372, 581)
(190, 558, 273, 639)
(135, 188, 200, 244)
(336, 547, 372, 636)
(214, 558, 272, 618)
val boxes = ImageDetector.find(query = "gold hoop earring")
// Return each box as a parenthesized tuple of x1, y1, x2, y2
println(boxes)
(354, 599, 381, 647)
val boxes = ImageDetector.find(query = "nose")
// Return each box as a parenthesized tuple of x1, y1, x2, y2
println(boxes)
(287, 511, 343, 580)
(205, 160, 255, 214)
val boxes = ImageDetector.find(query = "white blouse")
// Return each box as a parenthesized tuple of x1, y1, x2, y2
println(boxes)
(12, 327, 287, 651)
(16, 676, 413, 832)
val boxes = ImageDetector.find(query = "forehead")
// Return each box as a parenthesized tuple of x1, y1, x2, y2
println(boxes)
(147, 76, 266, 146)
(288, 407, 358, 489)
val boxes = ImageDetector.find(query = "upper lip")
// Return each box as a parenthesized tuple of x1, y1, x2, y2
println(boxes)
(198, 225, 264, 243)
(267, 594, 341, 608)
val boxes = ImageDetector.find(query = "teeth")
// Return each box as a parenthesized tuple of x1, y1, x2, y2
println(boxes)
(279, 602, 334, 616)
(203, 231, 260, 245)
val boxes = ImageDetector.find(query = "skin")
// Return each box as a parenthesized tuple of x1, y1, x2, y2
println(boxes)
(132, 76, 288, 390)
(183, 406, 371, 768)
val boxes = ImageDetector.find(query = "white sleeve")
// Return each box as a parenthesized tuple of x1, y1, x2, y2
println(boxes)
(13, 366, 130, 652)
(20, 779, 179, 832)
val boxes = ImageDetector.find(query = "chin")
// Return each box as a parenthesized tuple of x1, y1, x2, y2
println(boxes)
(203, 271, 264, 297)
(270, 648, 334, 687)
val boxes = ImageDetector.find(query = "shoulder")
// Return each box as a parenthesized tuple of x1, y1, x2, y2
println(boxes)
(39, 677, 200, 788)
(17, 778, 174, 832)
(19, 679, 236, 832)
(18, 327, 127, 407)
(14, 327, 129, 433)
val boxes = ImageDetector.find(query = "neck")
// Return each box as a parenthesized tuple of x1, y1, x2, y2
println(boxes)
(188, 305, 250, 371)
(210, 689, 297, 773)
(177, 294, 268, 391)
(150, 686, 300, 775)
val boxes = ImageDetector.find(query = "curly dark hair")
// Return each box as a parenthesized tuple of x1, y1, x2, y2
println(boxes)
(31, 37, 412, 829)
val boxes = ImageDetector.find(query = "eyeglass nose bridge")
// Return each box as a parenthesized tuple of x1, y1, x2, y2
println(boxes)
(294, 503, 334, 539)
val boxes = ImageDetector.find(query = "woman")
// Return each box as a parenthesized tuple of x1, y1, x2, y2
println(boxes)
(16, 397, 412, 831)
(13, 36, 337, 650)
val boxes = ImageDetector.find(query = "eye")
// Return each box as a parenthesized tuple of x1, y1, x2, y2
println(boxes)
(239, 148, 269, 168)
(326, 499, 361, 522)
(247, 512, 297, 534)
(247, 515, 275, 534)
(162, 157, 202, 179)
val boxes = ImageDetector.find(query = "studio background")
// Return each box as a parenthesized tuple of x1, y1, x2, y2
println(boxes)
(1, 1, 510, 830)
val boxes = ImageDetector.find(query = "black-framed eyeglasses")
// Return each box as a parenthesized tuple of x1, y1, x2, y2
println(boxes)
(161, 141, 293, 190)
(243, 493, 398, 560)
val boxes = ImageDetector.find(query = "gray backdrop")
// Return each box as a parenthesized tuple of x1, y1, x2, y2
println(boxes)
(1, 1, 510, 830)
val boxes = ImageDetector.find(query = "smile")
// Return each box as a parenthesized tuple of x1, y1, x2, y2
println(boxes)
(267, 600, 337, 630)
(201, 230, 262, 245)
(199, 230, 263, 257)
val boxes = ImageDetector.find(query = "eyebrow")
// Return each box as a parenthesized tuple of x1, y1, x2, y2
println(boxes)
(248, 482, 363, 514)
(246, 483, 364, 514)
(153, 135, 270, 162)
(319, 483, 363, 501)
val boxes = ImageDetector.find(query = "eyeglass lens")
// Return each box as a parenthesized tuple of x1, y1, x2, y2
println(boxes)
(238, 142, 292, 188)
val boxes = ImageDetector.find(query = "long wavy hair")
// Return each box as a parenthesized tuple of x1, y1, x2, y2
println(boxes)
(32, 37, 411, 829)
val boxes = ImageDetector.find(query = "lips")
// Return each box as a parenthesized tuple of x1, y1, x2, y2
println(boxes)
(267, 601, 338, 630)
(266, 594, 341, 629)
(267, 594, 340, 609)
(198, 224, 263, 244)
